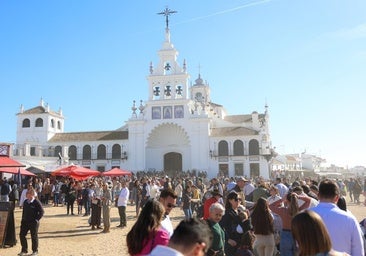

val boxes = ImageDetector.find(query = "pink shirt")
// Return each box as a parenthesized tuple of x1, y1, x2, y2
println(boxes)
(135, 228, 170, 256)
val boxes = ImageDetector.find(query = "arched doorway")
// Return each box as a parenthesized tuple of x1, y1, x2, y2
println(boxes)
(164, 152, 182, 176)
(146, 123, 190, 173)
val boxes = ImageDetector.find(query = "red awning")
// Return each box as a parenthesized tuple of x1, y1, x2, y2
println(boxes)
(0, 156, 25, 168)
(51, 165, 100, 180)
(0, 167, 36, 176)
(102, 167, 132, 177)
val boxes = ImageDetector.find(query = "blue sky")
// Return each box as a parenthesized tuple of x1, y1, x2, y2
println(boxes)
(1, 0, 365, 168)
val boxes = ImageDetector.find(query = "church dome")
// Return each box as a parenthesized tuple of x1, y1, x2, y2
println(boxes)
(194, 74, 204, 86)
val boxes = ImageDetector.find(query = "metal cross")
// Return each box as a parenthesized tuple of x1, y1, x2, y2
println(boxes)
(165, 85, 171, 96)
(157, 7, 177, 29)
(176, 85, 183, 95)
(153, 86, 160, 96)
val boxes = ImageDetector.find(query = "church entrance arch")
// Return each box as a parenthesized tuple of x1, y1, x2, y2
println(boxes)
(146, 123, 190, 174)
(164, 152, 182, 176)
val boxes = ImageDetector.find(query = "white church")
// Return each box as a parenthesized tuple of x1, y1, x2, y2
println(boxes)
(12, 11, 274, 179)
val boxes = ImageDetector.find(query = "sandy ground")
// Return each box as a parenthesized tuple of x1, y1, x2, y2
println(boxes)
(1, 195, 366, 256)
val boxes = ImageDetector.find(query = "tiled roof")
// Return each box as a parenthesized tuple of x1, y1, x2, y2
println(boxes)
(285, 155, 297, 162)
(20, 106, 59, 116)
(272, 158, 285, 165)
(224, 113, 265, 124)
(209, 102, 223, 107)
(210, 127, 258, 137)
(48, 130, 128, 142)
(224, 114, 252, 123)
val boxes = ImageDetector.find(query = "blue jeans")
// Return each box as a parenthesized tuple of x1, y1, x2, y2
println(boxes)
(280, 230, 297, 256)
(183, 207, 192, 220)
(53, 193, 60, 205)
(84, 198, 91, 215)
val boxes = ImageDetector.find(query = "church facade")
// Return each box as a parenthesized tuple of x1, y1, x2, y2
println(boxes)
(13, 23, 274, 179)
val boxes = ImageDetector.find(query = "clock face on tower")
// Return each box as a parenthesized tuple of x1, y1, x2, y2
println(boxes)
(195, 92, 203, 102)
(0, 145, 9, 156)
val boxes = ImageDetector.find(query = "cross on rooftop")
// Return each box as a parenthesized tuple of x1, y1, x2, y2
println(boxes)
(157, 7, 177, 29)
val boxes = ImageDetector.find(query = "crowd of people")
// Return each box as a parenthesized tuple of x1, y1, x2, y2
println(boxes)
(1, 172, 366, 256)
(123, 174, 366, 255)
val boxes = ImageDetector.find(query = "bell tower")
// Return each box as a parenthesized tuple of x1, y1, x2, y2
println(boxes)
(190, 73, 211, 104)
(147, 8, 190, 101)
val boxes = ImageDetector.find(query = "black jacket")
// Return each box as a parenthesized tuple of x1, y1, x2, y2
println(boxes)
(22, 198, 44, 223)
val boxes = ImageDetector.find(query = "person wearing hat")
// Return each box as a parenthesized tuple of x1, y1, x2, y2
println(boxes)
(230, 177, 247, 203)
(209, 178, 224, 198)
(203, 189, 223, 220)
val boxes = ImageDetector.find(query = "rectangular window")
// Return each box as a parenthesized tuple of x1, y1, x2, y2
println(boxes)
(163, 106, 172, 119)
(234, 163, 244, 176)
(152, 107, 161, 119)
(174, 105, 184, 118)
(30, 147, 36, 156)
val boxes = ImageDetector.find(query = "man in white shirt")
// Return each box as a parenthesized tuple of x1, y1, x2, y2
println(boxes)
(116, 180, 129, 228)
(150, 180, 161, 199)
(274, 177, 288, 199)
(311, 179, 364, 255)
(243, 179, 255, 201)
(159, 188, 177, 237)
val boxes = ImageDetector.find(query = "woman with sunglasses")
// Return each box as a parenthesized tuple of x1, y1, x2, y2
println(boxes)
(220, 191, 243, 256)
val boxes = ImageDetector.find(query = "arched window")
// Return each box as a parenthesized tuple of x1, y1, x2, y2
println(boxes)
(112, 144, 121, 159)
(83, 145, 92, 160)
(249, 139, 260, 155)
(35, 118, 43, 127)
(57, 121, 62, 130)
(54, 145, 62, 157)
(68, 145, 77, 160)
(51, 119, 55, 128)
(218, 140, 229, 156)
(22, 119, 30, 128)
(97, 144, 106, 159)
(233, 140, 244, 156)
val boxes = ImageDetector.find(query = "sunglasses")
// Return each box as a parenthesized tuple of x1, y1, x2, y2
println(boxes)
(233, 198, 242, 202)
(167, 203, 176, 208)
